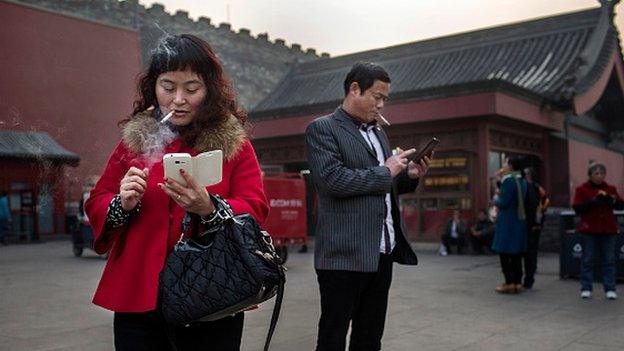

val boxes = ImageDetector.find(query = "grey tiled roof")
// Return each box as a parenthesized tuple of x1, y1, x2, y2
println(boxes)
(251, 6, 620, 119)
(0, 130, 79, 165)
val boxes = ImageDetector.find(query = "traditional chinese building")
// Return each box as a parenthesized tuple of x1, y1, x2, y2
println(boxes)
(2, 0, 623, 243)
(249, 3, 624, 241)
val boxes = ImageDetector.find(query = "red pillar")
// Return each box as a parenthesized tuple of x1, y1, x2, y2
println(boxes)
(475, 120, 490, 214)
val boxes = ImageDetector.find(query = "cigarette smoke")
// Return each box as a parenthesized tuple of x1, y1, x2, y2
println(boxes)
(150, 33, 178, 67)
(133, 32, 183, 168)
(142, 121, 177, 168)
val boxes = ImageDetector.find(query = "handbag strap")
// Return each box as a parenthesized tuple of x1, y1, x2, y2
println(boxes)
(179, 194, 235, 241)
(263, 270, 286, 351)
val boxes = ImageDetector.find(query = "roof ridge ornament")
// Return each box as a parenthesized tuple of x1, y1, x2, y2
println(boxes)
(599, 0, 620, 8)
(560, 0, 618, 101)
(599, 0, 620, 19)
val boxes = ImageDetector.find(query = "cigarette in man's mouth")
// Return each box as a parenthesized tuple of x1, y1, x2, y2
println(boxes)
(377, 114, 390, 126)
(159, 110, 174, 124)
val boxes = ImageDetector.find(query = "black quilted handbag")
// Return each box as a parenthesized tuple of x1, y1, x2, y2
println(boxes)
(159, 196, 286, 351)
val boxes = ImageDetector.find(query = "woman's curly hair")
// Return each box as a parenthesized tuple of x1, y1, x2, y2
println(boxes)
(123, 34, 246, 144)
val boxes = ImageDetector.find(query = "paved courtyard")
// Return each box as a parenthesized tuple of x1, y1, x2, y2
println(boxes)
(1, 240, 623, 351)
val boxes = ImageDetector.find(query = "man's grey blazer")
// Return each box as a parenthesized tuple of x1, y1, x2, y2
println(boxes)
(305, 107, 419, 272)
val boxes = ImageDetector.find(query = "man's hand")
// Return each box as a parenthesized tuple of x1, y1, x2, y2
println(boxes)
(408, 155, 431, 179)
(385, 149, 415, 178)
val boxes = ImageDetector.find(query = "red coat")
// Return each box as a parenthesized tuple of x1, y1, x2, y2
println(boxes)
(572, 180, 623, 234)
(85, 136, 268, 312)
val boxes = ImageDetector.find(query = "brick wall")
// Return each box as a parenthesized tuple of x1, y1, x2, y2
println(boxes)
(9, 0, 325, 109)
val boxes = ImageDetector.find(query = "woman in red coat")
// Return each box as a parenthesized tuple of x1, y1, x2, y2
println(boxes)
(85, 34, 268, 350)
(573, 162, 623, 300)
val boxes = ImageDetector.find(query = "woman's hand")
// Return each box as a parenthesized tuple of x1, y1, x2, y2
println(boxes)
(158, 169, 215, 216)
(495, 168, 505, 181)
(119, 167, 149, 212)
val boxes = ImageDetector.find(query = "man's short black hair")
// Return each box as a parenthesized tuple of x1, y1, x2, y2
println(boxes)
(343, 62, 391, 96)
(523, 166, 536, 177)
(507, 156, 524, 171)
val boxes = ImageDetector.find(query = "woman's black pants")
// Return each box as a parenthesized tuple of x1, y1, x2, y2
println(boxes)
(499, 254, 522, 285)
(114, 310, 244, 351)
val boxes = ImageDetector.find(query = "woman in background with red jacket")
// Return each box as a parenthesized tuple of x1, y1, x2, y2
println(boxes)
(85, 34, 268, 350)
(573, 162, 624, 300)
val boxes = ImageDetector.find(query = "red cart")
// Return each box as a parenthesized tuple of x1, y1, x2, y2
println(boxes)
(262, 172, 307, 263)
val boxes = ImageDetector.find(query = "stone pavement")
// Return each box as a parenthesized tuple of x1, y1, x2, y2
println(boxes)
(1, 240, 623, 351)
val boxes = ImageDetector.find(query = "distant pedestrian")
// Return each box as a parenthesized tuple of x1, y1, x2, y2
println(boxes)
(469, 209, 494, 255)
(520, 167, 549, 289)
(78, 177, 98, 248)
(0, 192, 10, 245)
(488, 202, 498, 223)
(441, 210, 468, 255)
(573, 162, 624, 300)
(492, 156, 527, 294)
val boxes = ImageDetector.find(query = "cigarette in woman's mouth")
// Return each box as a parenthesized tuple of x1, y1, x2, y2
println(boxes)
(159, 111, 174, 124)
(377, 114, 390, 126)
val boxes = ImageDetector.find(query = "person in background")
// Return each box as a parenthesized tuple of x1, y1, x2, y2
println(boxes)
(440, 210, 468, 255)
(488, 178, 500, 223)
(492, 156, 527, 294)
(469, 209, 494, 255)
(78, 176, 99, 248)
(573, 162, 624, 300)
(0, 192, 10, 245)
(520, 167, 549, 289)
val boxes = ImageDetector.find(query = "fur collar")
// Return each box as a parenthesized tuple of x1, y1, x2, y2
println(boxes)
(121, 111, 247, 160)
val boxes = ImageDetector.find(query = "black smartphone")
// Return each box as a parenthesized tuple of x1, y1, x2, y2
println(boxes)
(407, 137, 439, 162)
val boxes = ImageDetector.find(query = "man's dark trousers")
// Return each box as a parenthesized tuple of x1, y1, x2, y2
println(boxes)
(316, 254, 393, 351)
(442, 234, 466, 254)
(523, 227, 541, 288)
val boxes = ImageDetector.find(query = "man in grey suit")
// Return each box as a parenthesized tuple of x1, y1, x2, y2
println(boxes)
(306, 62, 431, 351)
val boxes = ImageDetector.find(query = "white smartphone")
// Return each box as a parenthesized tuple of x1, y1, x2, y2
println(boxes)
(163, 150, 223, 187)
(163, 153, 193, 186)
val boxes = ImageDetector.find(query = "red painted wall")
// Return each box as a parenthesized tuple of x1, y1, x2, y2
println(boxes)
(0, 1, 141, 200)
(568, 139, 624, 202)
(548, 136, 571, 206)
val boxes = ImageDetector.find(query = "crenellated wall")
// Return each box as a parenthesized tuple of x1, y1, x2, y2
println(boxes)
(9, 0, 328, 109)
